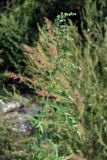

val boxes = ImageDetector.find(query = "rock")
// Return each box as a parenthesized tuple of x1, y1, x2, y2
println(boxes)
(0, 99, 22, 114)
(0, 99, 44, 160)
(0, 99, 44, 134)
(0, 98, 44, 159)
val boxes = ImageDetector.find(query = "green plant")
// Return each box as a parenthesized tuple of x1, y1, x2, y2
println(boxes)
(0, 0, 107, 160)
(0, 11, 28, 71)
(28, 3, 107, 159)
(28, 12, 83, 160)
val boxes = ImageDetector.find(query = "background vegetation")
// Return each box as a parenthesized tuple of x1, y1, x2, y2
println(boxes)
(0, 0, 107, 159)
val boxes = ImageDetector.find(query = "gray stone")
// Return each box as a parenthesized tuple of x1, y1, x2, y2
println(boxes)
(0, 99, 44, 134)
(0, 99, 22, 114)
(0, 98, 44, 159)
